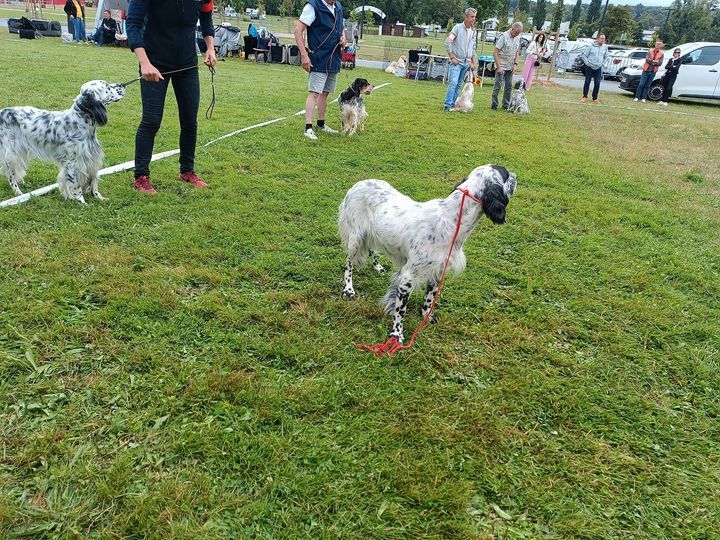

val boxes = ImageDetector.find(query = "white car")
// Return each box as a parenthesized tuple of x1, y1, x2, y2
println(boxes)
(620, 42, 720, 101)
(603, 48, 649, 79)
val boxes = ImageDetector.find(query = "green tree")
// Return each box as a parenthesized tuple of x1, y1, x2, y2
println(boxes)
(498, 0, 511, 27)
(534, 0, 547, 29)
(569, 0, 582, 30)
(602, 5, 636, 42)
(278, 0, 295, 17)
(585, 0, 602, 34)
(665, 0, 719, 44)
(551, 0, 565, 31)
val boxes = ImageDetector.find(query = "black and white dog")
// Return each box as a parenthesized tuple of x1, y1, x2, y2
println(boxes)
(338, 164, 517, 343)
(507, 79, 529, 114)
(0, 80, 126, 203)
(338, 78, 374, 136)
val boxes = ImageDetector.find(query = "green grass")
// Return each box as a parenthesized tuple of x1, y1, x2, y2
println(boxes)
(1, 27, 720, 539)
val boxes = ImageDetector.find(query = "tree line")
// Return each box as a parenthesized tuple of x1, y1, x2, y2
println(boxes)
(226, 0, 720, 45)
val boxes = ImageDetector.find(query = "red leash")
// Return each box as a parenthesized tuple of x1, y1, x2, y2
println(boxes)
(356, 189, 483, 357)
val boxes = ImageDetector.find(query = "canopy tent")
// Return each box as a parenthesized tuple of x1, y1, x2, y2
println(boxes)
(350, 6, 386, 20)
(93, 0, 129, 30)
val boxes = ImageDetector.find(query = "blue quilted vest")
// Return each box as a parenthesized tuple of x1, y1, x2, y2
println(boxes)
(306, 0, 343, 73)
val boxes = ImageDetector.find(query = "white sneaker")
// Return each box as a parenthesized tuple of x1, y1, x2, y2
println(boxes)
(304, 128, 318, 140)
(633, 98, 638, 102)
(659, 101, 667, 106)
(317, 124, 338, 134)
(641, 99, 646, 103)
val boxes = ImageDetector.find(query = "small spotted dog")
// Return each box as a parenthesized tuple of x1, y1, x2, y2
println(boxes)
(507, 79, 529, 114)
(0, 80, 126, 202)
(338, 164, 517, 343)
(338, 78, 374, 136)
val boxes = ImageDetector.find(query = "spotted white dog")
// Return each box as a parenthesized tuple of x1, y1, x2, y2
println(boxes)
(507, 79, 529, 114)
(338, 164, 517, 343)
(0, 80, 126, 203)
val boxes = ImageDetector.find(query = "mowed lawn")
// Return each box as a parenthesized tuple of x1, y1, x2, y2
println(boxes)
(1, 29, 719, 539)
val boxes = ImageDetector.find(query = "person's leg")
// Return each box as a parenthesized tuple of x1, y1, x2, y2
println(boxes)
(444, 63, 461, 109)
(491, 72, 503, 110)
(305, 92, 319, 126)
(171, 68, 201, 174)
(134, 77, 170, 179)
(662, 75, 676, 102)
(522, 58, 533, 90)
(636, 70, 651, 99)
(72, 18, 81, 42)
(97, 29, 105, 46)
(591, 68, 602, 100)
(582, 69, 592, 98)
(641, 71, 655, 100)
(502, 69, 513, 109)
(453, 64, 470, 105)
(78, 19, 86, 41)
(316, 72, 338, 131)
(316, 92, 329, 122)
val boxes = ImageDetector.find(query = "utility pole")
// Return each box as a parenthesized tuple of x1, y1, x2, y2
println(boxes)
(360, 2, 365, 39)
(660, 8, 673, 41)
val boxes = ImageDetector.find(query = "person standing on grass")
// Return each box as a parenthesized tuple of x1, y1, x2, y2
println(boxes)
(126, 0, 217, 194)
(635, 40, 665, 103)
(492, 21, 523, 111)
(522, 32, 547, 91)
(294, 0, 345, 140)
(443, 8, 477, 112)
(64, 0, 87, 43)
(580, 33, 608, 104)
(659, 48, 682, 106)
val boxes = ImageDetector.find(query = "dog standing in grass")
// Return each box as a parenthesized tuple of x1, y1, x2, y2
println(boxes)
(338, 164, 517, 343)
(338, 78, 374, 136)
(0, 80, 125, 202)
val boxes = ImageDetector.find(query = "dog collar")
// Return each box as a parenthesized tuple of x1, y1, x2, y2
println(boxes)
(456, 188, 483, 205)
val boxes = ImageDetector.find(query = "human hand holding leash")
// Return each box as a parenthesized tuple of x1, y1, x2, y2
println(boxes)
(140, 60, 164, 82)
(301, 53, 312, 73)
(204, 47, 217, 68)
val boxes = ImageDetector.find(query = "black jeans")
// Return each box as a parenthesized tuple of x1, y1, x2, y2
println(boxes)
(583, 66, 602, 100)
(661, 73, 677, 102)
(134, 67, 200, 178)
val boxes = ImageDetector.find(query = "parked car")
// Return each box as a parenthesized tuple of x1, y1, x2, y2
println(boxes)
(603, 48, 649, 80)
(619, 42, 720, 101)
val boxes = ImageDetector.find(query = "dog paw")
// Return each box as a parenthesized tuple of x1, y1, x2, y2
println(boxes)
(93, 192, 107, 200)
(389, 333, 404, 344)
(341, 289, 356, 300)
(372, 263, 386, 273)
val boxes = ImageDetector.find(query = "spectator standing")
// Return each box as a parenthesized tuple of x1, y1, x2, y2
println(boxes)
(580, 34, 608, 104)
(64, 0, 87, 43)
(443, 8, 477, 112)
(522, 32, 547, 90)
(294, 0, 346, 140)
(659, 48, 682, 106)
(126, 0, 217, 194)
(92, 10, 118, 47)
(635, 40, 665, 103)
(492, 21, 523, 111)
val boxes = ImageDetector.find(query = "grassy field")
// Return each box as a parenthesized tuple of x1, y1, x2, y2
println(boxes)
(1, 26, 720, 539)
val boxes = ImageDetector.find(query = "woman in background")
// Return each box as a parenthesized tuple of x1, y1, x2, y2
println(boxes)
(522, 33, 547, 90)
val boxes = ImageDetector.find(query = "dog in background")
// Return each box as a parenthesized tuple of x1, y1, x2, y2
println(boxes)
(0, 80, 126, 203)
(508, 79, 529, 114)
(454, 80, 475, 112)
(338, 164, 517, 343)
(338, 78, 374, 136)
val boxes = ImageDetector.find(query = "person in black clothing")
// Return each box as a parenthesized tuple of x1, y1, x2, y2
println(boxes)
(92, 10, 118, 46)
(126, 0, 217, 194)
(659, 48, 682, 106)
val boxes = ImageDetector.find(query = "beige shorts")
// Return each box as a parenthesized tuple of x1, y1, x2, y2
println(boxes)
(308, 71, 338, 94)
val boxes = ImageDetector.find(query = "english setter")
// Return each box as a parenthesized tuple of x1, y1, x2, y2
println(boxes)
(339, 164, 517, 343)
(454, 80, 475, 112)
(507, 79, 529, 114)
(0, 80, 126, 203)
(338, 78, 373, 136)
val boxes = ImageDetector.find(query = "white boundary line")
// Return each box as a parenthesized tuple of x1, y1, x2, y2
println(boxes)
(0, 83, 392, 208)
(551, 99, 720, 120)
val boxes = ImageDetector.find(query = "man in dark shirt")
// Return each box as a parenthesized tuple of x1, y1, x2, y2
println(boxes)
(126, 0, 217, 194)
(92, 10, 118, 46)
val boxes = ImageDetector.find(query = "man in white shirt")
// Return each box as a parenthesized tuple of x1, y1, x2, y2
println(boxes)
(294, 0, 346, 140)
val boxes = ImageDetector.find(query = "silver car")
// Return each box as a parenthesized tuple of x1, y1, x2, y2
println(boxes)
(603, 48, 649, 80)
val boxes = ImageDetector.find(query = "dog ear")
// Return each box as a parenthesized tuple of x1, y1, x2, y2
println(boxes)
(77, 91, 108, 126)
(504, 172, 517, 197)
(482, 182, 509, 225)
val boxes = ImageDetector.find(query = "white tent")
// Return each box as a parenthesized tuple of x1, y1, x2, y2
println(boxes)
(93, 0, 129, 30)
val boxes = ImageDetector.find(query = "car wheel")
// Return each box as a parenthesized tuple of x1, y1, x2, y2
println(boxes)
(648, 82, 664, 101)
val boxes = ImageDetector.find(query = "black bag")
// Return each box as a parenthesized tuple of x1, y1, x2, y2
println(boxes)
(534, 60, 540, 67)
(19, 28, 35, 39)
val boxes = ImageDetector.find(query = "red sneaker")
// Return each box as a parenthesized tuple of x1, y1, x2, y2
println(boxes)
(133, 175, 157, 194)
(179, 170, 208, 188)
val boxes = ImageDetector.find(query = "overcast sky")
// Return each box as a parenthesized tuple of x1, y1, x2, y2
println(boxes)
(598, 0, 675, 6)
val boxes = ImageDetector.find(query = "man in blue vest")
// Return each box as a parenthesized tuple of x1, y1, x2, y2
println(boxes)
(294, 0, 345, 140)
